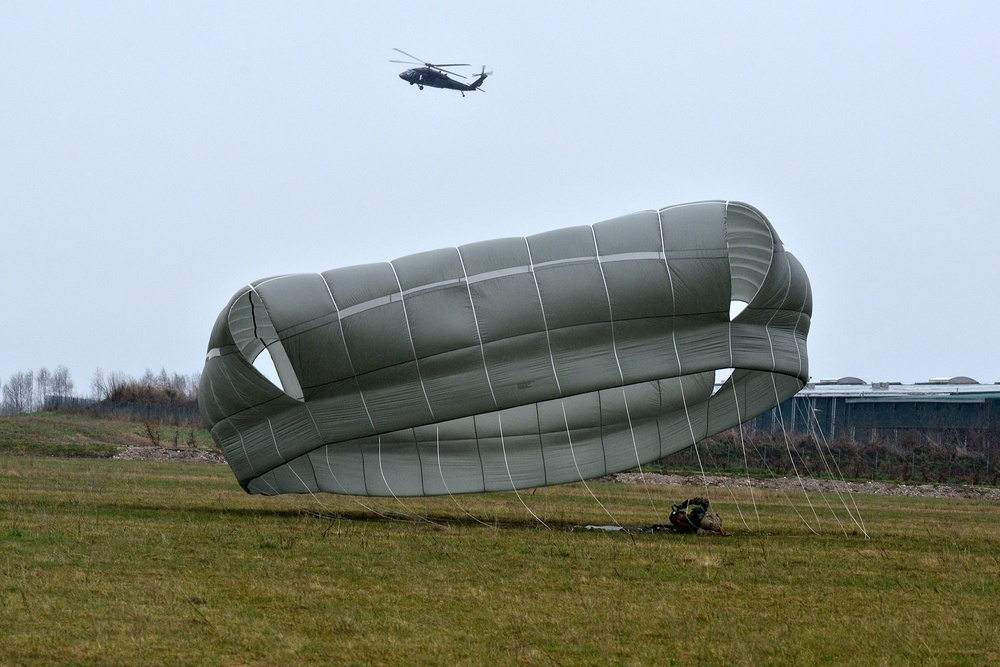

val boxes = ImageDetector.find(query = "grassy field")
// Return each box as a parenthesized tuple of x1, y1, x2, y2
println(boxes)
(0, 412, 216, 458)
(2, 455, 998, 666)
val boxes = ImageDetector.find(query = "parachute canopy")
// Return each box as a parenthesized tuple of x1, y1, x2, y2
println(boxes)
(199, 201, 811, 496)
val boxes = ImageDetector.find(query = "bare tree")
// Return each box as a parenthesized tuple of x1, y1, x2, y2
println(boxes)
(91, 368, 108, 400)
(51, 365, 74, 397)
(2, 370, 35, 414)
(35, 367, 51, 408)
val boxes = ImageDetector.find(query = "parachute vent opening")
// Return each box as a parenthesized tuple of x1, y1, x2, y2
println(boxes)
(252, 347, 283, 388)
(730, 300, 748, 321)
(713, 368, 735, 395)
(252, 342, 304, 401)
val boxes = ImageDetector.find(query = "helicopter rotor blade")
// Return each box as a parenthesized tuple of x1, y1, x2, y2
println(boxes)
(391, 48, 469, 77)
(392, 48, 425, 63)
(434, 67, 468, 79)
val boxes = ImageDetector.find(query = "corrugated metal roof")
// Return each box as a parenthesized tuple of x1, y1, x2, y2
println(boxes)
(795, 379, 1000, 401)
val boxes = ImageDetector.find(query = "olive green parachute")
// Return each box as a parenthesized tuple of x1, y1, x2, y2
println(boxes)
(198, 201, 811, 496)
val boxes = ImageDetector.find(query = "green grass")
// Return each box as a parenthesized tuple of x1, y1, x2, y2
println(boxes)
(0, 412, 215, 458)
(1, 456, 998, 666)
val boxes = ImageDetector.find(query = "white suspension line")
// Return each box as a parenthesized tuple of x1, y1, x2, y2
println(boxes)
(755, 252, 821, 534)
(318, 445, 405, 523)
(727, 380, 761, 531)
(590, 224, 662, 524)
(656, 208, 710, 499)
(377, 435, 440, 525)
(282, 402, 409, 523)
(435, 425, 493, 528)
(561, 401, 623, 528)
(805, 405, 869, 537)
(497, 412, 549, 528)
(791, 400, 852, 537)
(768, 378, 822, 535)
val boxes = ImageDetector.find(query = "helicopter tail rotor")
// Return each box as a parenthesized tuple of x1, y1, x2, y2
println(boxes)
(471, 67, 492, 91)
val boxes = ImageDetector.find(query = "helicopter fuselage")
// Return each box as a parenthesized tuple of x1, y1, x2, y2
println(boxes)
(399, 67, 471, 91)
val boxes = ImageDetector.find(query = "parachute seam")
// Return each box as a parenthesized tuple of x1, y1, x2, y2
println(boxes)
(318, 273, 376, 431)
(456, 247, 499, 408)
(264, 415, 287, 464)
(321, 444, 415, 522)
(535, 402, 549, 487)
(788, 255, 807, 379)
(658, 208, 694, 437)
(376, 434, 438, 524)
(722, 205, 735, 370)
(321, 444, 349, 494)
(658, 207, 708, 494)
(388, 262, 436, 420)
(378, 435, 426, 523)
(523, 238, 563, 395)
(256, 474, 280, 496)
(597, 390, 608, 476)
(561, 401, 620, 528)
(435, 425, 491, 526)
(231, 422, 256, 478)
(657, 211, 684, 378)
(589, 226, 616, 476)
(590, 223, 660, 520)
(498, 412, 549, 527)
(360, 440, 370, 495)
(414, 427, 427, 496)
(472, 415, 487, 491)
(284, 455, 316, 496)
(301, 405, 327, 492)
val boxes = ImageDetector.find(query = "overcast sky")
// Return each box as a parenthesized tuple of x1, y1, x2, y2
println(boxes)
(3, 1, 999, 393)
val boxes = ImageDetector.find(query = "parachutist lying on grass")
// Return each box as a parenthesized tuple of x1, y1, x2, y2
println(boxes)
(576, 497, 730, 536)
(666, 497, 729, 536)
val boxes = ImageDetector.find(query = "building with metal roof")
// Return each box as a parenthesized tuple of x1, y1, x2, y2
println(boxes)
(749, 377, 1000, 444)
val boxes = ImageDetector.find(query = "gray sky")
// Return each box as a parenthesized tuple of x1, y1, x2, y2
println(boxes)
(3, 1, 999, 392)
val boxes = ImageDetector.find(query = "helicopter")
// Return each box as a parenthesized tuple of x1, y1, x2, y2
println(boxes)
(391, 48, 491, 96)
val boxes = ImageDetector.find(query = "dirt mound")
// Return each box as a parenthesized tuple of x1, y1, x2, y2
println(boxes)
(113, 446, 226, 464)
(608, 472, 1000, 501)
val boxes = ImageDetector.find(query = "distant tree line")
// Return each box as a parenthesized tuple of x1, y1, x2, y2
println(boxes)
(1, 366, 202, 428)
(1, 365, 75, 415)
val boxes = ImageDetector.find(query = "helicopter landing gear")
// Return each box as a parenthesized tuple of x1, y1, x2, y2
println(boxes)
(418, 84, 424, 90)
